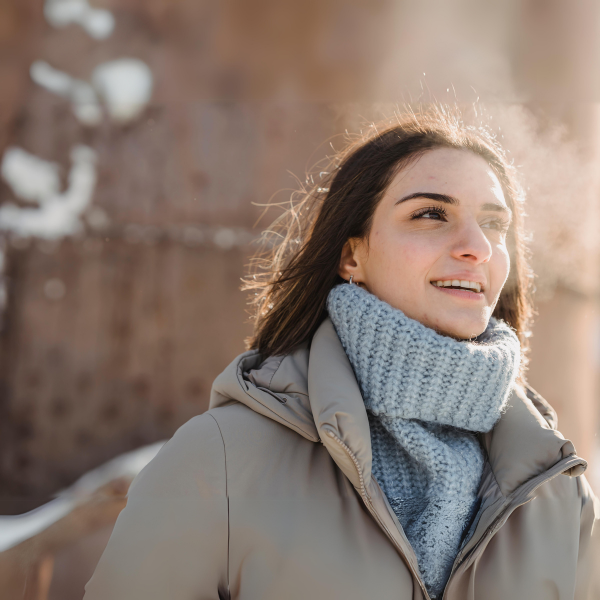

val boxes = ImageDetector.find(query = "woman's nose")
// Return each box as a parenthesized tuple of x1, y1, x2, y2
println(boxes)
(450, 219, 493, 264)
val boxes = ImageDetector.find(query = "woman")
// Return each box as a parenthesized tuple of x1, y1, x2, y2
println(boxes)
(85, 108, 598, 600)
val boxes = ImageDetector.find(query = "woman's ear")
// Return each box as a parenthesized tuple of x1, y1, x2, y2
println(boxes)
(338, 238, 365, 283)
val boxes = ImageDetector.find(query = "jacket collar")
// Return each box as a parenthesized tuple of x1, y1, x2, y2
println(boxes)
(481, 384, 585, 495)
(210, 317, 586, 495)
(210, 344, 319, 442)
(307, 318, 374, 489)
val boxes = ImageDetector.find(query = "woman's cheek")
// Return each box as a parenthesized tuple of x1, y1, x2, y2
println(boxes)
(491, 245, 511, 298)
(499, 244, 511, 281)
(393, 231, 435, 262)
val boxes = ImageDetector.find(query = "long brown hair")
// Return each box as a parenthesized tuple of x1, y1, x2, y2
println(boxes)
(243, 106, 532, 362)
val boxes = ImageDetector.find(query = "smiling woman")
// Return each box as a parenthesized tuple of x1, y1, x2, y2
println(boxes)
(84, 107, 597, 600)
(339, 148, 513, 339)
(245, 109, 530, 362)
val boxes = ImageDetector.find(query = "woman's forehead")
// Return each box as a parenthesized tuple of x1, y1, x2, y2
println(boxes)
(386, 147, 509, 208)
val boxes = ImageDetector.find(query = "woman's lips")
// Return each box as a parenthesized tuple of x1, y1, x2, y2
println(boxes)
(431, 282, 485, 300)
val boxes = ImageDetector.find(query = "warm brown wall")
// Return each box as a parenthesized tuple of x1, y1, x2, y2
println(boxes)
(527, 289, 599, 463)
(0, 0, 345, 510)
(0, 240, 250, 508)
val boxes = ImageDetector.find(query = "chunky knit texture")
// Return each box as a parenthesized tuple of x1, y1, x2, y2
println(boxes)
(326, 283, 520, 599)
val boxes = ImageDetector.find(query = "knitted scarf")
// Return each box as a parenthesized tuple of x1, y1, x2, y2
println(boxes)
(326, 283, 520, 599)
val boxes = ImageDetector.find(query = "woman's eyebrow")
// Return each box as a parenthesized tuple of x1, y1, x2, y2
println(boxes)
(395, 193, 511, 214)
(481, 202, 511, 214)
(395, 192, 458, 206)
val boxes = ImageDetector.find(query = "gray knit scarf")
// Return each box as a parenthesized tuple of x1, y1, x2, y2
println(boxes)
(326, 283, 520, 599)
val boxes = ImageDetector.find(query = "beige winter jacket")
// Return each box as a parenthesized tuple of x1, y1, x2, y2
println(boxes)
(84, 318, 598, 600)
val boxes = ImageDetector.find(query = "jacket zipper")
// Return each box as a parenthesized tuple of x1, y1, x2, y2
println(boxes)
(325, 427, 585, 600)
(324, 428, 432, 600)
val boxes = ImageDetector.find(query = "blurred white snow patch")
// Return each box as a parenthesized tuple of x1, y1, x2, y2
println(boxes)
(0, 145, 98, 239)
(68, 441, 165, 498)
(30, 60, 72, 96)
(92, 59, 153, 123)
(0, 248, 5, 311)
(1, 148, 61, 202)
(44, 0, 115, 39)
(44, 278, 66, 300)
(0, 497, 75, 552)
(30, 58, 153, 125)
(214, 227, 237, 249)
(0, 441, 164, 551)
(0, 283, 7, 311)
(85, 205, 110, 231)
(31, 60, 102, 126)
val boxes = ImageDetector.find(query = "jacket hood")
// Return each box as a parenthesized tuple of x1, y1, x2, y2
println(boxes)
(210, 318, 586, 496)
(210, 341, 319, 442)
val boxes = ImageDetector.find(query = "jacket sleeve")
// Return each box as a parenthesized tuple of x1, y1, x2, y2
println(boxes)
(574, 474, 600, 600)
(84, 413, 229, 600)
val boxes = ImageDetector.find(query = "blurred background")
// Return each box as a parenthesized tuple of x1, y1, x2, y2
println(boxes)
(0, 0, 599, 598)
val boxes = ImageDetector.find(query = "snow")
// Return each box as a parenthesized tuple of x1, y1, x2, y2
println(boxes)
(92, 59, 154, 123)
(0, 145, 99, 239)
(1, 148, 61, 203)
(29, 60, 73, 97)
(0, 497, 76, 553)
(44, 0, 115, 40)
(85, 205, 110, 231)
(31, 59, 154, 125)
(0, 441, 164, 551)
(213, 227, 237, 249)
(67, 441, 164, 498)
(30, 60, 102, 126)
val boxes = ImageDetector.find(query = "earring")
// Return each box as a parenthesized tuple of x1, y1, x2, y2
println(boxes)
(349, 275, 354, 284)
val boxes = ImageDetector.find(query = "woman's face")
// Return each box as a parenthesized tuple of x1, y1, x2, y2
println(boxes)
(339, 147, 512, 339)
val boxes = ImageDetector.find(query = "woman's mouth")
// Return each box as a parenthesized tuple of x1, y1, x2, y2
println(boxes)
(431, 279, 483, 293)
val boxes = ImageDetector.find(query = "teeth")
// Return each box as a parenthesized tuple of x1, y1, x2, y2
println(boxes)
(432, 280, 483, 292)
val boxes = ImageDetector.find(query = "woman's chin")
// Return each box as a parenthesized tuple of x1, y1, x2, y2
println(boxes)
(425, 313, 490, 340)
(385, 296, 493, 340)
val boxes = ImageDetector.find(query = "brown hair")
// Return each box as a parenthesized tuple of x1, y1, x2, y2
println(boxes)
(243, 106, 532, 362)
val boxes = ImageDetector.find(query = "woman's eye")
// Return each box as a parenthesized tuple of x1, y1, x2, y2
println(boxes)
(411, 206, 448, 221)
(481, 218, 510, 233)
